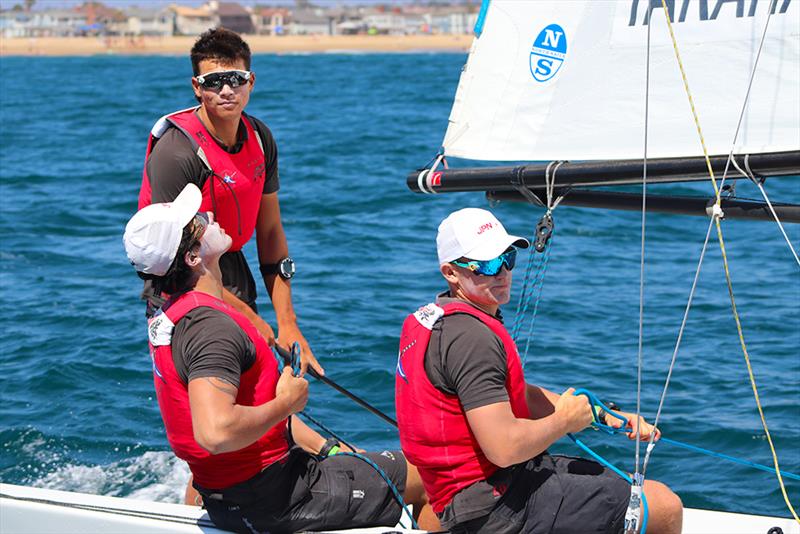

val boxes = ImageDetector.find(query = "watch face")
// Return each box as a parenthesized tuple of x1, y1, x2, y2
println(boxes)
(279, 257, 295, 279)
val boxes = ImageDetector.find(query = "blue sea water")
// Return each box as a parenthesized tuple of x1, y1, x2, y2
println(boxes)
(0, 52, 798, 520)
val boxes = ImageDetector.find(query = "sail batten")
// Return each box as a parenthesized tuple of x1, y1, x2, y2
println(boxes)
(444, 1, 800, 162)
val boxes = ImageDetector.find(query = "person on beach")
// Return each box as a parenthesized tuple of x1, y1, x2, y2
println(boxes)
(123, 184, 439, 533)
(137, 27, 321, 377)
(395, 207, 683, 534)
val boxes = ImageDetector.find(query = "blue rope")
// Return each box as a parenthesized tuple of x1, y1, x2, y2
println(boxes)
(520, 243, 553, 366)
(661, 436, 800, 482)
(568, 433, 650, 533)
(511, 229, 554, 367)
(297, 411, 356, 454)
(511, 239, 539, 340)
(274, 347, 417, 529)
(335, 452, 419, 530)
(573, 389, 800, 482)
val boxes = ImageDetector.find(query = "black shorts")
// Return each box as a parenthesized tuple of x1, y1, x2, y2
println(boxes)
(449, 454, 631, 534)
(198, 448, 408, 534)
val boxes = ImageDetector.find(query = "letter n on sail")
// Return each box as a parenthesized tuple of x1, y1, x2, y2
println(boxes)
(530, 23, 568, 82)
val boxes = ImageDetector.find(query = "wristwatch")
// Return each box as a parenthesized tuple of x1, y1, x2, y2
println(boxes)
(319, 437, 341, 457)
(259, 257, 296, 280)
(595, 401, 620, 425)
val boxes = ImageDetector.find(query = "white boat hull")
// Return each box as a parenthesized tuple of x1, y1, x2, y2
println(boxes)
(1, 483, 797, 533)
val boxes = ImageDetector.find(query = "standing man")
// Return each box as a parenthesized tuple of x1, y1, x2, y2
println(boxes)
(138, 27, 320, 375)
(123, 184, 438, 533)
(395, 207, 683, 534)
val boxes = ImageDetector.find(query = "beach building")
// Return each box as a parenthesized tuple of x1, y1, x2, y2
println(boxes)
(121, 7, 174, 37)
(362, 8, 407, 35)
(0, 9, 87, 38)
(252, 7, 289, 35)
(171, 5, 215, 37)
(205, 1, 254, 34)
(286, 8, 332, 36)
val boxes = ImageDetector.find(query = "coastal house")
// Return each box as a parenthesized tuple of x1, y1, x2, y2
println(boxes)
(204, 1, 254, 35)
(251, 6, 288, 36)
(362, 7, 407, 35)
(423, 5, 479, 35)
(122, 7, 174, 36)
(172, 5, 216, 37)
(0, 9, 88, 38)
(286, 8, 331, 36)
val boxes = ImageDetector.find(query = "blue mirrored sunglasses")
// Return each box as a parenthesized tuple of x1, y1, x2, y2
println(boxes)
(451, 248, 517, 276)
(195, 70, 251, 90)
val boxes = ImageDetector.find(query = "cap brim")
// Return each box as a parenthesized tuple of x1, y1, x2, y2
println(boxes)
(464, 234, 530, 261)
(172, 184, 203, 228)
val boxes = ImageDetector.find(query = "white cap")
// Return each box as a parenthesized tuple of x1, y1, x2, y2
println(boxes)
(437, 207, 529, 264)
(123, 184, 203, 276)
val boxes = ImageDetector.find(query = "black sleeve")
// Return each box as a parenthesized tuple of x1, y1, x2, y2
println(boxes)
(426, 314, 509, 411)
(171, 307, 256, 387)
(250, 116, 279, 194)
(146, 127, 208, 203)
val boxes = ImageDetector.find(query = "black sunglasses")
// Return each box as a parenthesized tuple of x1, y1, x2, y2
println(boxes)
(195, 70, 251, 90)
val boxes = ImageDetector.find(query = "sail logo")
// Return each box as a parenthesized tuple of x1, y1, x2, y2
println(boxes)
(530, 24, 567, 83)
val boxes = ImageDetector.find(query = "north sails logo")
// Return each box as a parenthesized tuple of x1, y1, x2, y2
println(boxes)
(530, 23, 567, 83)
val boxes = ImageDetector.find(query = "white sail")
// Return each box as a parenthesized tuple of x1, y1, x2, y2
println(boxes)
(443, 0, 800, 161)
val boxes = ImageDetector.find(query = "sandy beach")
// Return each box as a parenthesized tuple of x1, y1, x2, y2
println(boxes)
(0, 34, 473, 56)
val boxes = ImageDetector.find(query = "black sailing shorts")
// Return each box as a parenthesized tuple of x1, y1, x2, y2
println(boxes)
(198, 448, 408, 534)
(450, 454, 631, 534)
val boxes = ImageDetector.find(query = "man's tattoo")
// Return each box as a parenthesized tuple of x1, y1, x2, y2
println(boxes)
(204, 377, 238, 397)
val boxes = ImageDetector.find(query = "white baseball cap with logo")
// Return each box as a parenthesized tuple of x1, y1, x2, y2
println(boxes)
(123, 184, 203, 276)
(437, 207, 530, 265)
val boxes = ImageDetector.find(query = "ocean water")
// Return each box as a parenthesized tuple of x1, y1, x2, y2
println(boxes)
(0, 53, 798, 520)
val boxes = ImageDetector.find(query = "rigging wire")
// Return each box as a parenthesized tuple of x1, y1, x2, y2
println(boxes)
(624, 6, 653, 532)
(511, 161, 563, 365)
(731, 156, 800, 268)
(654, 0, 798, 522)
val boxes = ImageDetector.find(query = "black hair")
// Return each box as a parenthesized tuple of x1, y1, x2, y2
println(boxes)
(137, 222, 201, 295)
(190, 27, 251, 75)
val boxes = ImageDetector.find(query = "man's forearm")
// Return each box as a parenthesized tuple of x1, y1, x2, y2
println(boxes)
(495, 413, 569, 467)
(189, 378, 291, 454)
(525, 383, 560, 419)
(264, 275, 298, 328)
(289, 415, 326, 454)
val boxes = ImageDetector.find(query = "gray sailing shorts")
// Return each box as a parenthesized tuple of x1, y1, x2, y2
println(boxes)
(199, 448, 408, 534)
(448, 454, 631, 534)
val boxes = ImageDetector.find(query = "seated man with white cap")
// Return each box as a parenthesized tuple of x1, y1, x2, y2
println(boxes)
(395, 207, 683, 534)
(123, 184, 438, 533)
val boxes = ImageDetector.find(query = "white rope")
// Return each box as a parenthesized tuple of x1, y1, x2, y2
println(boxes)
(544, 160, 567, 213)
(731, 156, 800, 268)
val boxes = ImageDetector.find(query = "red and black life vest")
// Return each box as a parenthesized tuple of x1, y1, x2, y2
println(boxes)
(147, 291, 288, 489)
(138, 108, 266, 252)
(395, 301, 530, 514)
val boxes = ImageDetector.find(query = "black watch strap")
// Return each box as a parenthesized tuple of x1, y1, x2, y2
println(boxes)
(318, 437, 340, 458)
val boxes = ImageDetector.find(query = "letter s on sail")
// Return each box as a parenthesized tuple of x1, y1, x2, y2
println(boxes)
(530, 23, 568, 83)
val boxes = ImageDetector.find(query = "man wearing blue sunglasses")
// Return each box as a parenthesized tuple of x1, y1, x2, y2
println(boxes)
(395, 208, 683, 534)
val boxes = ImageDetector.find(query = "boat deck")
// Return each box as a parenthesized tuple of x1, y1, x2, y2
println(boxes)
(1, 483, 797, 533)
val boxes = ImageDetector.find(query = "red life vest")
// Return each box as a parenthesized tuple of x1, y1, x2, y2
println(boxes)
(395, 301, 530, 514)
(138, 108, 267, 252)
(147, 291, 288, 489)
